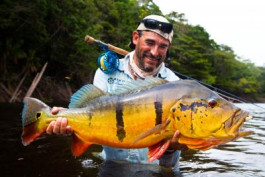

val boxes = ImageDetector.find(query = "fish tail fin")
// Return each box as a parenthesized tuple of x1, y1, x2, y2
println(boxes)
(21, 97, 51, 146)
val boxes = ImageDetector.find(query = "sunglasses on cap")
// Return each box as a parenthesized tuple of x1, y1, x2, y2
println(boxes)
(140, 19, 173, 33)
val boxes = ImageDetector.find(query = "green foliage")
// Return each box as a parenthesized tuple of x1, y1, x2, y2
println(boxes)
(169, 24, 217, 84)
(211, 45, 262, 94)
(0, 0, 264, 100)
(258, 67, 265, 93)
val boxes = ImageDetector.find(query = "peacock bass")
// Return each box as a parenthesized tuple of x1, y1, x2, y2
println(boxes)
(21, 78, 252, 162)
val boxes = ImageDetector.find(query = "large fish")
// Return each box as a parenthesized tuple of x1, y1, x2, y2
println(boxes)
(21, 78, 252, 162)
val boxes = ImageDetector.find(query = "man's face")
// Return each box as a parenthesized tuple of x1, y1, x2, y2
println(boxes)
(132, 31, 170, 72)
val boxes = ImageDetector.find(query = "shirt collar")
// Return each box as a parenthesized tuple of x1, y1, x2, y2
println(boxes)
(119, 51, 168, 79)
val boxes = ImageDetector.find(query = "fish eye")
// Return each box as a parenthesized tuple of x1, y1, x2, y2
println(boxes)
(208, 99, 217, 108)
(36, 112, 42, 119)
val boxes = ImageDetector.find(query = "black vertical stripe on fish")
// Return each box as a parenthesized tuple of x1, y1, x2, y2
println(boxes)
(116, 102, 126, 142)
(154, 101, 163, 125)
(88, 112, 93, 127)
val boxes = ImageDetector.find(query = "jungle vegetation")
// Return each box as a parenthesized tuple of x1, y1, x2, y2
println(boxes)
(1, 0, 264, 102)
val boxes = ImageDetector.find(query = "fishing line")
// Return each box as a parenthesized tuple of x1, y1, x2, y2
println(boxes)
(84, 35, 265, 111)
(173, 70, 265, 111)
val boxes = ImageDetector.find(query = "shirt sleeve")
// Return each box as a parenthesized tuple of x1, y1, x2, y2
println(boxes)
(93, 69, 108, 92)
(165, 68, 180, 81)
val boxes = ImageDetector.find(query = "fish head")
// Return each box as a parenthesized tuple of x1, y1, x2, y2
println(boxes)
(21, 97, 51, 146)
(170, 81, 252, 149)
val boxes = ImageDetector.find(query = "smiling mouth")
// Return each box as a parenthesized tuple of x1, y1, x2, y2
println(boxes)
(148, 56, 159, 60)
(145, 56, 159, 62)
(144, 52, 161, 61)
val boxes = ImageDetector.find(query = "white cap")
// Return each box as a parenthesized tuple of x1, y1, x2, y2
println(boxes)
(136, 15, 173, 43)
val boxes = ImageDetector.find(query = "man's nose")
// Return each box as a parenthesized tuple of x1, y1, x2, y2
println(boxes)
(150, 45, 159, 56)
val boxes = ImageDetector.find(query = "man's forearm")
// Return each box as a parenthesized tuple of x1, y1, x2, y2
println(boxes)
(159, 150, 181, 167)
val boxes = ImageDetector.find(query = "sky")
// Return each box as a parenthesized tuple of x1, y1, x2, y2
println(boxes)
(153, 0, 265, 66)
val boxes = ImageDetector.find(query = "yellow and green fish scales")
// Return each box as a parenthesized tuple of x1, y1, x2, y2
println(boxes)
(21, 79, 251, 159)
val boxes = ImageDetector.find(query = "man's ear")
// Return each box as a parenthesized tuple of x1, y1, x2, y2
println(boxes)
(132, 31, 140, 46)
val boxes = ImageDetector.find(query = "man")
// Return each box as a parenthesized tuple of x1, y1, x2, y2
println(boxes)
(47, 15, 186, 167)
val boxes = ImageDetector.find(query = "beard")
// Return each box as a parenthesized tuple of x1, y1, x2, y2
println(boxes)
(135, 48, 164, 73)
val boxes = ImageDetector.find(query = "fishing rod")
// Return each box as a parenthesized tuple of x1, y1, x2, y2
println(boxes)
(84, 35, 265, 111)
(84, 35, 129, 56)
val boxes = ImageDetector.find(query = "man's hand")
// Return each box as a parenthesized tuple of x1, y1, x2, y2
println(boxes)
(46, 107, 73, 136)
(168, 130, 188, 151)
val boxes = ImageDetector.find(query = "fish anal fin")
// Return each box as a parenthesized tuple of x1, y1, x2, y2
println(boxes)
(72, 134, 92, 156)
(21, 122, 46, 146)
(148, 140, 171, 162)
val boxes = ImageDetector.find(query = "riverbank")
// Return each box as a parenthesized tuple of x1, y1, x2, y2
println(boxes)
(0, 76, 84, 104)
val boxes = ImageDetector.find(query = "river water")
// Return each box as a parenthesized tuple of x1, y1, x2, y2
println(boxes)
(0, 103, 264, 177)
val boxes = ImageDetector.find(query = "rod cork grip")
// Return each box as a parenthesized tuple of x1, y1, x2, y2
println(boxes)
(84, 35, 94, 44)
(107, 44, 129, 56)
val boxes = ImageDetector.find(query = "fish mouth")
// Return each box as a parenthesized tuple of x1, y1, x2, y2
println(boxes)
(225, 109, 252, 138)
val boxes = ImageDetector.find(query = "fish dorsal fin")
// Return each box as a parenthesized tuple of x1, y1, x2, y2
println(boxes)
(112, 77, 168, 95)
(69, 84, 106, 108)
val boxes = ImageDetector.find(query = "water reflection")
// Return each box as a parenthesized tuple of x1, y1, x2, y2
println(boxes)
(98, 161, 181, 177)
(0, 103, 264, 176)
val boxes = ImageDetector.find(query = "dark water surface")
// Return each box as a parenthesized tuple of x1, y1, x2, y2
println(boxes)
(0, 103, 264, 177)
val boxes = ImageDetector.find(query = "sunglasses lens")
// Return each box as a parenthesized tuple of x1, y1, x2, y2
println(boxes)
(144, 19, 158, 29)
(142, 19, 172, 33)
(161, 23, 173, 33)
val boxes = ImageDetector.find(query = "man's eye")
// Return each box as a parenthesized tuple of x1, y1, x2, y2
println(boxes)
(146, 41, 154, 45)
(159, 45, 168, 49)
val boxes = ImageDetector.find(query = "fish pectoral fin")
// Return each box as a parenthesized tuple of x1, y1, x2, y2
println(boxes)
(148, 140, 171, 162)
(72, 134, 92, 157)
(131, 119, 171, 146)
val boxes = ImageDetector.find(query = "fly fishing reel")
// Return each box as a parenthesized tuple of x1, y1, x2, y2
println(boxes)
(98, 50, 119, 74)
